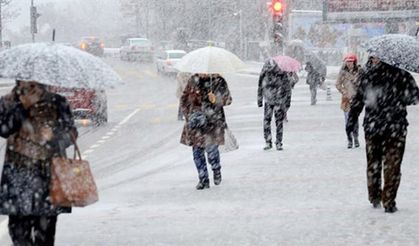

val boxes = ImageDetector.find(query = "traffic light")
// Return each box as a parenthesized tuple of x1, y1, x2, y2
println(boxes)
(267, 0, 285, 17)
(30, 6, 41, 34)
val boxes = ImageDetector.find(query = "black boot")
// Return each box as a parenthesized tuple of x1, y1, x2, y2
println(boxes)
(347, 136, 353, 149)
(354, 137, 360, 148)
(196, 179, 210, 190)
(263, 142, 272, 150)
(213, 169, 222, 185)
(385, 206, 398, 213)
(371, 199, 381, 208)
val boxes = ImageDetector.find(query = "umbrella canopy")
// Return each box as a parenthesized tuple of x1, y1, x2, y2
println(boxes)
(0, 42, 123, 89)
(272, 55, 301, 72)
(305, 51, 327, 77)
(363, 34, 419, 73)
(285, 39, 305, 63)
(175, 46, 246, 74)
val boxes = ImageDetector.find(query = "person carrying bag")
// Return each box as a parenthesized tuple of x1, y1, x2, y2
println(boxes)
(0, 80, 92, 246)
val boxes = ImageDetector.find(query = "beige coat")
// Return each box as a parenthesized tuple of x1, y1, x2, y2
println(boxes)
(335, 67, 361, 112)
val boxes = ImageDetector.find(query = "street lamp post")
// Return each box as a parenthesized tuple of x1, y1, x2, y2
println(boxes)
(31, 0, 34, 42)
(233, 10, 243, 58)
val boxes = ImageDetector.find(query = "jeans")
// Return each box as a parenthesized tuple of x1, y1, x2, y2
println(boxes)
(344, 112, 359, 140)
(192, 145, 220, 181)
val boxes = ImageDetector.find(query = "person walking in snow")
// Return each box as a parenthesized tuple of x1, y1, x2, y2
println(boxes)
(180, 74, 232, 190)
(347, 57, 419, 213)
(257, 59, 293, 150)
(176, 72, 191, 121)
(0, 80, 78, 245)
(305, 61, 326, 105)
(336, 53, 362, 149)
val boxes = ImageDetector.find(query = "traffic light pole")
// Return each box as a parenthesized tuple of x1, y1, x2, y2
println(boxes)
(272, 15, 284, 55)
(31, 0, 34, 42)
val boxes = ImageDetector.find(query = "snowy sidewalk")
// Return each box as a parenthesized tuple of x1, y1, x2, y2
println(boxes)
(48, 75, 419, 245)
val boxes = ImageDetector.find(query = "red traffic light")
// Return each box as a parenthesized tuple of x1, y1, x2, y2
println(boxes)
(267, 0, 285, 16)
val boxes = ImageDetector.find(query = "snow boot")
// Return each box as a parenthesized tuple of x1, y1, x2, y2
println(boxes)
(385, 206, 398, 213)
(263, 142, 272, 150)
(371, 199, 381, 208)
(354, 138, 360, 148)
(196, 179, 210, 190)
(347, 136, 353, 149)
(276, 143, 283, 151)
(213, 169, 222, 185)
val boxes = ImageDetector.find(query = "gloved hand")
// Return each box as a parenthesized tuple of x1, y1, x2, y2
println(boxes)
(257, 101, 263, 108)
(208, 92, 216, 104)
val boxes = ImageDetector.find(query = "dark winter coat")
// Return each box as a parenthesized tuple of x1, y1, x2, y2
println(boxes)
(0, 89, 77, 216)
(257, 59, 292, 108)
(348, 62, 419, 137)
(180, 75, 232, 147)
(305, 61, 326, 87)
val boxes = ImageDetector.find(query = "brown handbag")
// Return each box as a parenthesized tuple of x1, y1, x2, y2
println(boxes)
(50, 141, 99, 207)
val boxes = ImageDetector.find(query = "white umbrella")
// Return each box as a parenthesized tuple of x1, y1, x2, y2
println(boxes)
(363, 34, 419, 73)
(175, 46, 246, 74)
(0, 42, 123, 89)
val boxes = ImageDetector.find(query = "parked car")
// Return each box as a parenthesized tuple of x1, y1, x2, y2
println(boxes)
(79, 36, 105, 57)
(120, 38, 154, 62)
(48, 86, 108, 125)
(156, 50, 187, 75)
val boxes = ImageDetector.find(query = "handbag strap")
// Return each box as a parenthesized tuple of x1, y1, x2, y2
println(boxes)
(70, 132, 82, 160)
(73, 142, 82, 160)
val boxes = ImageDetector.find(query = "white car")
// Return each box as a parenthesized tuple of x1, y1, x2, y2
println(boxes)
(155, 50, 187, 75)
(120, 38, 154, 62)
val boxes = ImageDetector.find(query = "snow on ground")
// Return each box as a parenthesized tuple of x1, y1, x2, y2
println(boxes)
(54, 73, 419, 245)
(1, 63, 419, 245)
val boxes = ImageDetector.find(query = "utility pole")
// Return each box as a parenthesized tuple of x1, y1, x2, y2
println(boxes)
(31, 0, 34, 42)
(30, 0, 40, 42)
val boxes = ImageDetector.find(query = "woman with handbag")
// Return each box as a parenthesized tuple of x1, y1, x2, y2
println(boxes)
(0, 80, 78, 246)
(335, 53, 362, 149)
(180, 73, 232, 190)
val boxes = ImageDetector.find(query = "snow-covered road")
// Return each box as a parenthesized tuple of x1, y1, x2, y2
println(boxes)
(1, 59, 419, 245)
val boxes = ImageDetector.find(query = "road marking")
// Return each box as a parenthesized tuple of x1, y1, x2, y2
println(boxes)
(150, 117, 161, 124)
(80, 108, 141, 157)
(83, 149, 95, 154)
(115, 104, 129, 109)
(141, 103, 156, 110)
(166, 103, 178, 109)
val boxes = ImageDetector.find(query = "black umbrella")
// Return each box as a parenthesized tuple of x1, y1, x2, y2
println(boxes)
(363, 34, 419, 73)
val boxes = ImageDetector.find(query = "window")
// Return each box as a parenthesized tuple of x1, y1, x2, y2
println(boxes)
(168, 52, 186, 59)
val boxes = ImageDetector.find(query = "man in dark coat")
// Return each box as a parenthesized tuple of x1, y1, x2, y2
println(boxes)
(347, 57, 419, 213)
(0, 80, 77, 245)
(180, 74, 232, 190)
(258, 59, 292, 150)
(305, 61, 326, 105)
